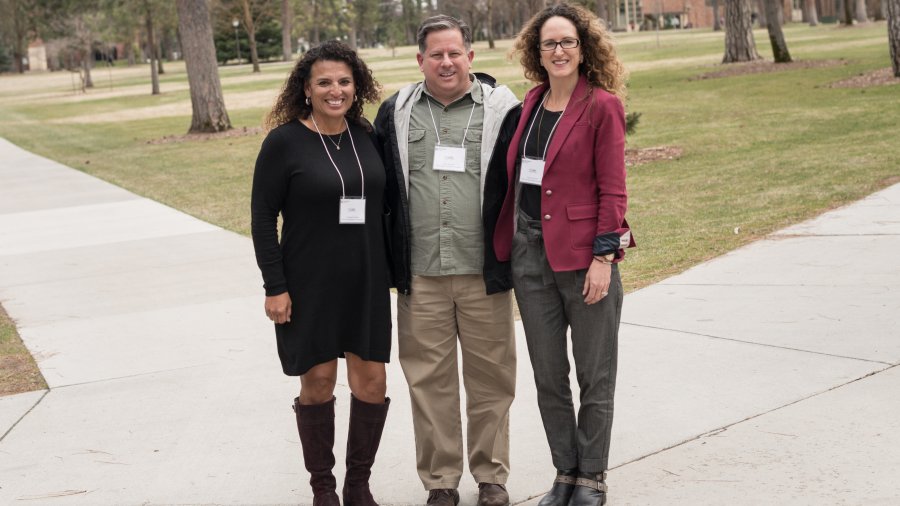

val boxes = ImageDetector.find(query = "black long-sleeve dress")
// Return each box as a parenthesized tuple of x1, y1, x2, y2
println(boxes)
(251, 119, 391, 376)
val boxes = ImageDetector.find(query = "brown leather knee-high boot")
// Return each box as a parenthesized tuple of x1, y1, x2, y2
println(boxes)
(294, 397, 340, 506)
(342, 395, 390, 506)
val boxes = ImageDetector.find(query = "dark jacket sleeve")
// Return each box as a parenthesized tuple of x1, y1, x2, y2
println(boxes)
(250, 128, 289, 296)
(374, 95, 405, 290)
(482, 104, 522, 295)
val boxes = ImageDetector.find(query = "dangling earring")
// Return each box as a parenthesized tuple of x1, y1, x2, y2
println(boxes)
(305, 96, 310, 106)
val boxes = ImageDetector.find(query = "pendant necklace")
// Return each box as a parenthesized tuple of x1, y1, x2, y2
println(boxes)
(313, 114, 344, 150)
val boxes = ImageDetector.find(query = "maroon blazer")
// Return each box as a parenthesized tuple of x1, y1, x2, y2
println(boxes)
(493, 74, 635, 272)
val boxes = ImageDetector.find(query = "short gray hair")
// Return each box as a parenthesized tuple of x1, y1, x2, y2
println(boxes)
(416, 15, 472, 53)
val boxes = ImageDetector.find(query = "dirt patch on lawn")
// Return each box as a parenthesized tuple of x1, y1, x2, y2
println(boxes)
(0, 355, 46, 396)
(147, 125, 265, 144)
(692, 59, 849, 80)
(627, 146, 683, 166)
(827, 67, 900, 88)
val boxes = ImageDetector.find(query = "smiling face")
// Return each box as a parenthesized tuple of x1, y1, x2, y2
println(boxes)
(416, 28, 474, 104)
(304, 59, 355, 126)
(539, 16, 581, 83)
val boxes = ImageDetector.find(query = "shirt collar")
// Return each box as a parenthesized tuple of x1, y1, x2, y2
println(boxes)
(419, 74, 482, 106)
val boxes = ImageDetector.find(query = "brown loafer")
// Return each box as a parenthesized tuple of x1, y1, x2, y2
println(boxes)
(477, 483, 510, 506)
(426, 488, 460, 506)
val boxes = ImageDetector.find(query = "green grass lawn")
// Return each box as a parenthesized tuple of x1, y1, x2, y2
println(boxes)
(1, 23, 898, 395)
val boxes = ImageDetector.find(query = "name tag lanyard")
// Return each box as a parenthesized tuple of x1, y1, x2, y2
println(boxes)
(426, 97, 477, 173)
(311, 114, 367, 224)
(520, 92, 563, 186)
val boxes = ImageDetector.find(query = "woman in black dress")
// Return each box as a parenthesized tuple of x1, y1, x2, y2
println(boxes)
(251, 41, 391, 506)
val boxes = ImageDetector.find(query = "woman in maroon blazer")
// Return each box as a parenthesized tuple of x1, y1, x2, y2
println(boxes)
(493, 3, 634, 505)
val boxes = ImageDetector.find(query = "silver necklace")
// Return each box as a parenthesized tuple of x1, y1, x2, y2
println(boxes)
(313, 114, 344, 150)
(326, 129, 343, 150)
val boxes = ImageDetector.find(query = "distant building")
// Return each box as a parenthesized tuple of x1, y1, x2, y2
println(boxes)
(602, 0, 843, 31)
(27, 39, 47, 71)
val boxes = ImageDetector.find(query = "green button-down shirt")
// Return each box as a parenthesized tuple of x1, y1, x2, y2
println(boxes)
(407, 79, 485, 276)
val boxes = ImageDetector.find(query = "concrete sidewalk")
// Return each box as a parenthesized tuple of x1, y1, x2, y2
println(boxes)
(1, 135, 898, 505)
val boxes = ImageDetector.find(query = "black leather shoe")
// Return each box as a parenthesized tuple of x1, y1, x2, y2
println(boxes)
(567, 472, 608, 506)
(477, 483, 509, 506)
(426, 488, 460, 506)
(537, 469, 578, 506)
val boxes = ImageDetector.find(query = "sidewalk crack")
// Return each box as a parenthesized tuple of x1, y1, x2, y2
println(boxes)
(622, 322, 892, 365)
(0, 389, 49, 442)
(612, 364, 898, 470)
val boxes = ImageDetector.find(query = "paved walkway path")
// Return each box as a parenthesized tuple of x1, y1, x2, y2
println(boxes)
(1, 136, 898, 505)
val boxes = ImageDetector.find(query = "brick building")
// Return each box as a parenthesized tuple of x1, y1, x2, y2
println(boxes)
(601, 0, 830, 30)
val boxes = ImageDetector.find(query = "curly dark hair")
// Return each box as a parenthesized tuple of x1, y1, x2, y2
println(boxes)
(512, 2, 626, 99)
(265, 40, 381, 130)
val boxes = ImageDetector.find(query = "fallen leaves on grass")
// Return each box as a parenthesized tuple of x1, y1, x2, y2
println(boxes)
(692, 59, 849, 80)
(626, 146, 683, 167)
(828, 67, 900, 88)
(147, 126, 264, 145)
(0, 356, 46, 396)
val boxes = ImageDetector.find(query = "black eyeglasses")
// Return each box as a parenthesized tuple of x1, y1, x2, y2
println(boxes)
(539, 38, 580, 51)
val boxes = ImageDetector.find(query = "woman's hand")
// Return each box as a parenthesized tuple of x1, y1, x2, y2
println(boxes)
(265, 292, 292, 324)
(582, 261, 611, 305)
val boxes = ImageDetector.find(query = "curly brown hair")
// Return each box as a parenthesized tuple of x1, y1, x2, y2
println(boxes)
(512, 2, 627, 99)
(265, 40, 381, 130)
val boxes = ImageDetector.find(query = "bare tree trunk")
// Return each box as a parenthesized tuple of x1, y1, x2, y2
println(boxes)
(756, 0, 768, 27)
(807, 0, 819, 24)
(871, 0, 884, 19)
(714, 0, 723, 30)
(10, 0, 27, 73)
(856, 0, 869, 21)
(844, 0, 855, 24)
(596, 0, 608, 25)
(765, 0, 792, 62)
(175, 0, 232, 133)
(487, 0, 495, 48)
(723, 0, 761, 63)
(347, 0, 358, 51)
(83, 36, 94, 87)
(312, 0, 320, 44)
(888, 0, 900, 76)
(130, 28, 140, 66)
(145, 0, 160, 95)
(157, 28, 167, 74)
(281, 0, 293, 61)
(240, 0, 260, 72)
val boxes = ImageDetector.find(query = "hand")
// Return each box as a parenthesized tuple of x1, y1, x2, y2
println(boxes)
(265, 292, 292, 324)
(582, 261, 611, 305)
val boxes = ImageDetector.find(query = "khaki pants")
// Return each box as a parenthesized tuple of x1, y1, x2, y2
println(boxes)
(398, 274, 516, 490)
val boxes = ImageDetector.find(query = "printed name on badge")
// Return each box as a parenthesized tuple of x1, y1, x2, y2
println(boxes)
(339, 197, 366, 224)
(433, 145, 466, 172)
(520, 158, 544, 186)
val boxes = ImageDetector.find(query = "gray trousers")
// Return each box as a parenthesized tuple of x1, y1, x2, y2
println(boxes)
(511, 213, 622, 473)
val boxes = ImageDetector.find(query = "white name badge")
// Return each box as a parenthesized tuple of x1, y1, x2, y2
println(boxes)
(520, 157, 544, 186)
(433, 145, 466, 172)
(339, 197, 366, 224)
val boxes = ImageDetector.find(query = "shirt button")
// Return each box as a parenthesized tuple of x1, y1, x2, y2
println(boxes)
(442, 221, 448, 226)
(441, 128, 449, 134)
(442, 200, 448, 205)
(442, 175, 448, 181)
(544, 214, 551, 220)
(545, 190, 552, 196)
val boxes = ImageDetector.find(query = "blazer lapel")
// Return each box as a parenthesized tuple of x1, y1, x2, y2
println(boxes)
(543, 75, 590, 173)
(507, 83, 548, 184)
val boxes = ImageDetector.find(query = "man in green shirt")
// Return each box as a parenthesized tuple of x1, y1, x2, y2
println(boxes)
(374, 14, 521, 506)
